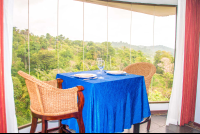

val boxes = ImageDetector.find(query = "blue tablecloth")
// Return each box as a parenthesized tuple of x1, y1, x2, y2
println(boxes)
(56, 70, 151, 133)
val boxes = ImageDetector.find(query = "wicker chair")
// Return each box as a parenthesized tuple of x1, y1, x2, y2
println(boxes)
(18, 71, 85, 133)
(123, 62, 156, 94)
(123, 62, 156, 132)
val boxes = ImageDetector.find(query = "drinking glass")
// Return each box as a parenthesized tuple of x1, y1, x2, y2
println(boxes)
(97, 60, 105, 79)
(96, 58, 102, 74)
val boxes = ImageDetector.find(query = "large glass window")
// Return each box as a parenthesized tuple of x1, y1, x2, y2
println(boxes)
(13, 0, 30, 127)
(59, 0, 83, 72)
(149, 15, 176, 101)
(12, 0, 176, 127)
(84, 2, 107, 71)
(131, 12, 154, 64)
(108, 6, 131, 70)
(29, 0, 57, 80)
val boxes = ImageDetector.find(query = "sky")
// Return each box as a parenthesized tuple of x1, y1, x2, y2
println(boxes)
(13, 0, 176, 49)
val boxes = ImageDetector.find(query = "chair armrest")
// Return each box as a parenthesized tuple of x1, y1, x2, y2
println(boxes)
(38, 86, 79, 115)
(38, 83, 85, 115)
(57, 78, 63, 89)
(77, 86, 85, 112)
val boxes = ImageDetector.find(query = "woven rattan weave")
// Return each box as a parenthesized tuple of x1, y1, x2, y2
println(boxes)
(123, 62, 156, 94)
(18, 70, 78, 116)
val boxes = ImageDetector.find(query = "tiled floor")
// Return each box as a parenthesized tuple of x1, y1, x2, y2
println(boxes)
(140, 114, 200, 133)
(19, 114, 200, 133)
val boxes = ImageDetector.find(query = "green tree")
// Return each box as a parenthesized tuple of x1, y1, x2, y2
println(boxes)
(12, 76, 31, 126)
(39, 35, 49, 49)
(31, 50, 57, 72)
(12, 77, 23, 99)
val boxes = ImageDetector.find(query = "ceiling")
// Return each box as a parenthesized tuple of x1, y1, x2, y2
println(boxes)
(113, 0, 178, 6)
(75, 0, 177, 16)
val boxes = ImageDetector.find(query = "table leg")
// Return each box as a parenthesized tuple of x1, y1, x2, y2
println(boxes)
(133, 124, 140, 133)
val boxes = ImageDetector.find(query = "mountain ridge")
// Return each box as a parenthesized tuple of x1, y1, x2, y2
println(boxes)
(111, 42, 175, 57)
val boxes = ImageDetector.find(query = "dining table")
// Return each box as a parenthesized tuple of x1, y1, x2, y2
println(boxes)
(56, 70, 151, 133)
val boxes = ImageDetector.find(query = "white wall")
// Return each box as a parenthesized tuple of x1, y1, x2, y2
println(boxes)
(150, 103, 169, 111)
(194, 35, 200, 124)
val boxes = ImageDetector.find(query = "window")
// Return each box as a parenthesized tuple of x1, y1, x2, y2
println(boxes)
(12, 0, 176, 127)
(13, 0, 30, 126)
(149, 15, 176, 101)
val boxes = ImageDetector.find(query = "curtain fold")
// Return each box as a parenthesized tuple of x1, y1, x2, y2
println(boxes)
(4, 0, 18, 132)
(166, 0, 186, 126)
(180, 0, 200, 126)
(0, 0, 7, 132)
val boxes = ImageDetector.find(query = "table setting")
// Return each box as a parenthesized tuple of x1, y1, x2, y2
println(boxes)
(70, 70, 129, 80)
(69, 58, 130, 81)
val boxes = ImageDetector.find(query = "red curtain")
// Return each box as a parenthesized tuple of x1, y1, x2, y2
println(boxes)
(181, 0, 200, 126)
(0, 0, 7, 133)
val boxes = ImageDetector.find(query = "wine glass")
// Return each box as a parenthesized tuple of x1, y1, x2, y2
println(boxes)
(97, 60, 105, 79)
(96, 58, 102, 74)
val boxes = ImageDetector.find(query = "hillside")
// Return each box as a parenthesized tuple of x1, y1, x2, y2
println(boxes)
(111, 42, 175, 58)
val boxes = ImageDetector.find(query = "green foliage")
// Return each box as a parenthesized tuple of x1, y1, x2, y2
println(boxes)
(39, 35, 49, 49)
(12, 76, 23, 99)
(12, 28, 174, 127)
(12, 77, 31, 126)
(148, 90, 169, 101)
(163, 73, 174, 88)
(156, 66, 164, 74)
(31, 50, 57, 72)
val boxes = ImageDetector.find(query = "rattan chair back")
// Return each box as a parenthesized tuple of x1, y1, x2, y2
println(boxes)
(18, 71, 78, 116)
(123, 62, 156, 93)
